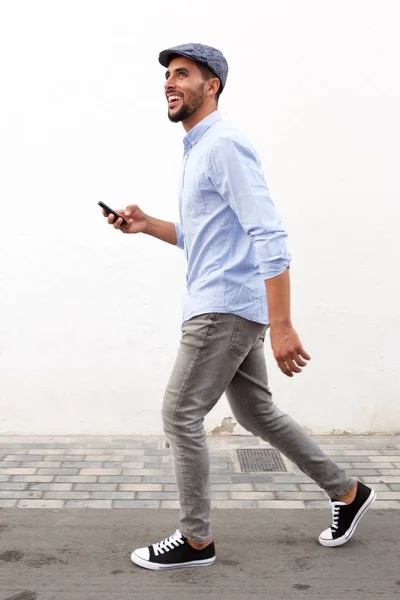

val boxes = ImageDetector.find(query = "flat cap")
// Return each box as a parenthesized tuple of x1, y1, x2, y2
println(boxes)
(159, 43, 228, 91)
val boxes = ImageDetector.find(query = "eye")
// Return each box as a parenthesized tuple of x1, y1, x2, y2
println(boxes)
(178, 72, 186, 78)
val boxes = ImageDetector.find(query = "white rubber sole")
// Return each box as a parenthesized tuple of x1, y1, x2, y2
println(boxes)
(319, 488, 376, 547)
(131, 551, 216, 571)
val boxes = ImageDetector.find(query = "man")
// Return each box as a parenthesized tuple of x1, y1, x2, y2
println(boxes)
(102, 43, 376, 571)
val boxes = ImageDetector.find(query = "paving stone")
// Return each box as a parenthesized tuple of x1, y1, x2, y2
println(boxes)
(305, 501, 329, 509)
(0, 491, 43, 499)
(211, 492, 230, 500)
(0, 468, 37, 475)
(257, 500, 306, 509)
(119, 469, 172, 476)
(4, 454, 43, 461)
(98, 476, 141, 484)
(389, 484, 400, 491)
(378, 469, 400, 476)
(18, 499, 64, 508)
(0, 476, 10, 482)
(11, 476, 54, 483)
(64, 500, 113, 508)
(230, 492, 276, 500)
(29, 483, 74, 491)
(113, 500, 161, 508)
(0, 462, 20, 468)
(44, 455, 85, 461)
(84, 455, 126, 462)
(345, 469, 379, 476)
(160, 501, 180, 509)
(66, 449, 115, 456)
(20, 462, 62, 469)
(74, 483, 118, 491)
(90, 492, 136, 500)
(135, 456, 171, 464)
(141, 476, 177, 484)
(342, 450, 382, 456)
(62, 462, 104, 468)
(136, 492, 179, 500)
(0, 483, 28, 491)
(44, 491, 91, 500)
(298, 484, 324, 491)
(80, 469, 122, 476)
(28, 449, 66, 455)
(143, 450, 174, 456)
(55, 476, 97, 483)
(213, 500, 259, 509)
(119, 484, 163, 492)
(362, 476, 400, 484)
(37, 469, 80, 475)
(318, 444, 358, 450)
(276, 491, 326, 500)
(211, 483, 254, 492)
(352, 463, 395, 469)
(369, 455, 400, 462)
(371, 500, 400, 509)
(254, 484, 299, 492)
(327, 455, 377, 463)
(374, 492, 400, 500)
(104, 461, 144, 469)
(358, 483, 389, 491)
(0, 499, 17, 507)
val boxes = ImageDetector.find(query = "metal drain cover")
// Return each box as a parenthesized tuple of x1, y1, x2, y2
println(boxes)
(237, 448, 287, 472)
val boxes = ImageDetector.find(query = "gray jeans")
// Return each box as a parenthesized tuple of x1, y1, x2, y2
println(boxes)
(162, 313, 354, 543)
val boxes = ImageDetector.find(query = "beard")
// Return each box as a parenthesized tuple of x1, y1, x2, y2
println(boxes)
(168, 83, 205, 123)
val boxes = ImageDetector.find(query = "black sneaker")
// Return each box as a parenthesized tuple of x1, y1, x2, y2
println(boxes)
(131, 530, 216, 571)
(319, 481, 376, 547)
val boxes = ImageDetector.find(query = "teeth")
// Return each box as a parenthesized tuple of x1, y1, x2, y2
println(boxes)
(168, 96, 180, 102)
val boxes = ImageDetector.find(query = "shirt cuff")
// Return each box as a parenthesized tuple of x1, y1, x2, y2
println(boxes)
(174, 222, 184, 250)
(259, 256, 291, 279)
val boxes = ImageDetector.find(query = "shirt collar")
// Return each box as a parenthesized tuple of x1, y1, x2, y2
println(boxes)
(183, 110, 222, 153)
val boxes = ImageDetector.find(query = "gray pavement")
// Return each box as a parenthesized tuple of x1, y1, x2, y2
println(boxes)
(0, 508, 399, 600)
(1, 435, 400, 599)
(0, 434, 399, 509)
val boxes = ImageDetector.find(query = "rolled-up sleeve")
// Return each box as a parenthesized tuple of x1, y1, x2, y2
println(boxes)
(174, 221, 185, 250)
(209, 137, 291, 279)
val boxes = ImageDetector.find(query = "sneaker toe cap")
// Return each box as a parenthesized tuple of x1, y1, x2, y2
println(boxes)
(319, 527, 333, 542)
(132, 546, 150, 561)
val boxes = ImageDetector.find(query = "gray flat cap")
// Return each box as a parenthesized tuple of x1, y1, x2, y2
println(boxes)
(159, 43, 228, 91)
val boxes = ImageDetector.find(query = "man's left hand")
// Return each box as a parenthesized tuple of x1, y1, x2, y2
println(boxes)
(270, 323, 311, 377)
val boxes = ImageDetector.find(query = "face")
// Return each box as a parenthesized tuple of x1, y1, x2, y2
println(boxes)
(164, 57, 208, 123)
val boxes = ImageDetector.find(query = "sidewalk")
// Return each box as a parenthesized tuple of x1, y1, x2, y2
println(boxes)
(0, 434, 399, 509)
(1, 434, 399, 599)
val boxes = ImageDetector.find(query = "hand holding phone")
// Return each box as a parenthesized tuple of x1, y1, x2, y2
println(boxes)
(98, 201, 129, 226)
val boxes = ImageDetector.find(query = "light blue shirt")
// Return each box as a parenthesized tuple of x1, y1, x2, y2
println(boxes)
(174, 110, 290, 326)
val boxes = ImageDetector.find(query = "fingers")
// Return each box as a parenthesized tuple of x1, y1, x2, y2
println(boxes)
(276, 350, 310, 377)
(277, 359, 294, 377)
(298, 346, 311, 361)
(113, 217, 123, 230)
(123, 204, 138, 217)
(284, 357, 302, 374)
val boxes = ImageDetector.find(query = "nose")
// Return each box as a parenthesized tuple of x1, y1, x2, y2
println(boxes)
(164, 73, 176, 91)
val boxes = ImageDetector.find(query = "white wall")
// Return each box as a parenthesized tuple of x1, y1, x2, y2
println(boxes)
(1, 0, 399, 435)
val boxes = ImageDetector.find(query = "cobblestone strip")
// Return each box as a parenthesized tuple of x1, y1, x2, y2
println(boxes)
(0, 435, 399, 508)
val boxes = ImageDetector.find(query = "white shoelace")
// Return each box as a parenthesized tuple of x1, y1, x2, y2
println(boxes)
(330, 501, 345, 531)
(153, 530, 185, 556)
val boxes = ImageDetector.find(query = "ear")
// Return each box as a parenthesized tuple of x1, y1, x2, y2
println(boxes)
(207, 77, 221, 98)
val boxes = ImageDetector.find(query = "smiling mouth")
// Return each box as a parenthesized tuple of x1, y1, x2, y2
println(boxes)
(167, 95, 182, 109)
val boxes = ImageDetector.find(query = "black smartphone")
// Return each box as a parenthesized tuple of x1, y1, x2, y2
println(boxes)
(98, 201, 128, 226)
